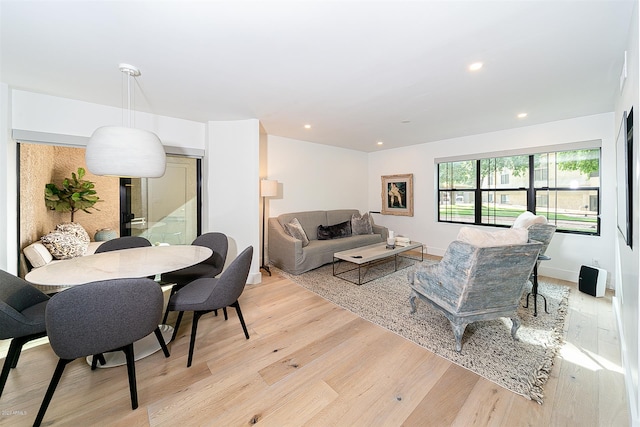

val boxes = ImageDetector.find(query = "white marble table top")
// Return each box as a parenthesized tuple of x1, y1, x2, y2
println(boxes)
(25, 245, 212, 286)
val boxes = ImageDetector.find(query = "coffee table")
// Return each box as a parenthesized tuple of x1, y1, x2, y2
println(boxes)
(333, 241, 423, 285)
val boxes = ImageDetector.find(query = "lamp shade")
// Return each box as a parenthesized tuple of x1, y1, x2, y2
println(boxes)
(260, 179, 278, 197)
(86, 126, 167, 177)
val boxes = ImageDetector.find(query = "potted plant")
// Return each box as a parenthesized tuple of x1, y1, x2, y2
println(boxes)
(44, 167, 101, 222)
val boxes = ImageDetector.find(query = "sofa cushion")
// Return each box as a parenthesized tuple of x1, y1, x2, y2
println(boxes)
(351, 212, 373, 235)
(283, 217, 310, 247)
(23, 241, 54, 268)
(456, 226, 528, 247)
(512, 211, 548, 229)
(55, 222, 91, 244)
(41, 231, 88, 260)
(278, 211, 327, 242)
(326, 209, 360, 226)
(318, 220, 352, 240)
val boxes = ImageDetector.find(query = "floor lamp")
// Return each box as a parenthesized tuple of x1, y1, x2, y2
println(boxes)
(260, 179, 278, 275)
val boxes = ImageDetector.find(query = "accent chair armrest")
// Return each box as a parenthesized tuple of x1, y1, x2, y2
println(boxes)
(410, 263, 461, 312)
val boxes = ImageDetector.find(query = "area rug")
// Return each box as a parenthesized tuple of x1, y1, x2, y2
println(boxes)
(274, 260, 569, 403)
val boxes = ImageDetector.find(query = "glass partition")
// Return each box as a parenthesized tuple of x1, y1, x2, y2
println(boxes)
(121, 156, 200, 245)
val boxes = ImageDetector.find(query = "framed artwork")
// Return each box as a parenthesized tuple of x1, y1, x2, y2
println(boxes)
(616, 109, 633, 248)
(381, 174, 413, 216)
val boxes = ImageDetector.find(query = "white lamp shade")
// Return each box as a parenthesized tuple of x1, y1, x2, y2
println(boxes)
(261, 179, 278, 197)
(86, 126, 167, 177)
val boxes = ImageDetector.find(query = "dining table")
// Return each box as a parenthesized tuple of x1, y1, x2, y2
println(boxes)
(25, 244, 213, 368)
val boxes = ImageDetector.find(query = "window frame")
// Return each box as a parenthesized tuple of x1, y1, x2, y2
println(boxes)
(436, 147, 601, 236)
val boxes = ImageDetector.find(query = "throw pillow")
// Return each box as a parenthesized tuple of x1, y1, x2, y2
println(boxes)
(512, 211, 548, 229)
(351, 212, 373, 235)
(456, 226, 528, 247)
(55, 222, 91, 244)
(317, 220, 352, 240)
(283, 218, 310, 247)
(23, 241, 54, 268)
(41, 231, 88, 260)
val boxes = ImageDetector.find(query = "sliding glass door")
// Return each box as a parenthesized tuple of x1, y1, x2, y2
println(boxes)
(120, 156, 200, 245)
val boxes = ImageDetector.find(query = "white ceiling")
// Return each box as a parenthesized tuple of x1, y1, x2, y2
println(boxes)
(0, 0, 635, 152)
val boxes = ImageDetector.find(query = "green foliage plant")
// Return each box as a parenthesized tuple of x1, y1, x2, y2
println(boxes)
(44, 167, 101, 222)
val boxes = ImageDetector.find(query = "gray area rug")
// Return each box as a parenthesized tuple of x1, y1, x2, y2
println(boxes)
(274, 259, 569, 403)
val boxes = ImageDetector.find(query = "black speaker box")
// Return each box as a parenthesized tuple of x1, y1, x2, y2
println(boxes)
(578, 265, 606, 297)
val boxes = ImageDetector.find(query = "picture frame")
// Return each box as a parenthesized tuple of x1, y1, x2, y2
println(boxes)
(381, 174, 413, 216)
(616, 108, 633, 248)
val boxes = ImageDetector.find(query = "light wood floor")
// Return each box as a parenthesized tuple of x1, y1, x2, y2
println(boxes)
(0, 264, 629, 426)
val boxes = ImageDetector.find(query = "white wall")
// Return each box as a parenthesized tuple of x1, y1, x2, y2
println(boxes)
(205, 119, 261, 284)
(368, 113, 616, 284)
(12, 90, 206, 149)
(0, 84, 13, 272)
(266, 135, 369, 217)
(614, 2, 640, 425)
(1, 89, 266, 284)
(0, 89, 206, 274)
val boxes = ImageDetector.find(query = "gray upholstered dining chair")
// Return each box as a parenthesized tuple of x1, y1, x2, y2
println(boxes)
(94, 235, 152, 253)
(33, 278, 168, 427)
(92, 234, 156, 367)
(0, 269, 50, 398)
(167, 246, 252, 367)
(160, 232, 228, 323)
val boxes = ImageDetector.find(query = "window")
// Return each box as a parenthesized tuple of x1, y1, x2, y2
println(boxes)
(479, 155, 529, 226)
(437, 148, 600, 235)
(438, 160, 476, 223)
(533, 150, 600, 233)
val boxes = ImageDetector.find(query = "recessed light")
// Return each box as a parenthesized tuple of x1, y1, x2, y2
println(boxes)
(517, 113, 528, 118)
(469, 62, 483, 71)
(377, 141, 384, 146)
(304, 124, 311, 129)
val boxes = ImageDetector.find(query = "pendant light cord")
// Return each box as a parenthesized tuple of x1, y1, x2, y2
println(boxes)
(120, 64, 140, 128)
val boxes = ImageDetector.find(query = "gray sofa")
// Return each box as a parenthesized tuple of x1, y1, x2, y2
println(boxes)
(268, 209, 388, 275)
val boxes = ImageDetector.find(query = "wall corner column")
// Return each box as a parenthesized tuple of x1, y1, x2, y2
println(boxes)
(204, 119, 262, 284)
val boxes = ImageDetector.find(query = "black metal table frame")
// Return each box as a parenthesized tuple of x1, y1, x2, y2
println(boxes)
(524, 254, 550, 316)
(332, 249, 424, 285)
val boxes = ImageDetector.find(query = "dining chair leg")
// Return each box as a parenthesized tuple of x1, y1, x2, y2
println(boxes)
(8, 338, 24, 368)
(223, 307, 228, 320)
(232, 301, 250, 339)
(12, 332, 46, 368)
(91, 353, 107, 370)
(162, 286, 180, 324)
(122, 344, 138, 410)
(154, 327, 170, 357)
(1, 332, 46, 398)
(34, 358, 72, 427)
(187, 311, 204, 368)
(0, 339, 21, 398)
(171, 311, 185, 342)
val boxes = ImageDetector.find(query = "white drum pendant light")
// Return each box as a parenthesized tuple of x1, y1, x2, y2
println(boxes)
(86, 64, 166, 178)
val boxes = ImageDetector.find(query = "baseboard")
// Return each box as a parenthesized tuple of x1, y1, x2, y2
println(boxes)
(247, 271, 262, 285)
(427, 246, 447, 257)
(613, 296, 638, 427)
(537, 265, 578, 283)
